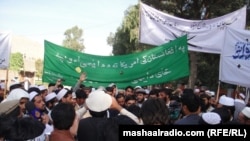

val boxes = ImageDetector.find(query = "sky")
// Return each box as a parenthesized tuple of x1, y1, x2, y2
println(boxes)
(0, 0, 138, 56)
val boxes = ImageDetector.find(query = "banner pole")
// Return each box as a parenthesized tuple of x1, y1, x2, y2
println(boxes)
(3, 69, 9, 99)
(246, 88, 250, 104)
(215, 81, 221, 103)
(234, 85, 240, 99)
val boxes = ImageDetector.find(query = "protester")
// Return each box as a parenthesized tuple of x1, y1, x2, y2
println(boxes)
(135, 88, 147, 108)
(38, 85, 48, 101)
(0, 99, 46, 141)
(77, 89, 141, 141)
(139, 98, 170, 125)
(2, 88, 30, 118)
(72, 73, 86, 92)
(158, 88, 173, 107)
(234, 92, 247, 120)
(124, 95, 137, 108)
(0, 99, 20, 118)
(124, 85, 134, 97)
(27, 89, 54, 140)
(174, 92, 201, 125)
(50, 103, 78, 141)
(148, 88, 159, 99)
(217, 95, 237, 123)
(45, 92, 57, 114)
(199, 93, 215, 113)
(237, 106, 250, 125)
(73, 89, 87, 111)
(0, 116, 45, 141)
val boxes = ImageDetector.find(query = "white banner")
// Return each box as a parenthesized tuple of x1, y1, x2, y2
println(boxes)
(219, 27, 250, 87)
(139, 2, 246, 54)
(0, 32, 12, 69)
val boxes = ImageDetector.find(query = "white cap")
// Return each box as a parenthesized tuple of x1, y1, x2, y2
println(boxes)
(86, 90, 112, 112)
(38, 85, 47, 91)
(45, 92, 57, 102)
(0, 83, 5, 89)
(0, 100, 20, 115)
(134, 86, 142, 89)
(219, 95, 235, 106)
(72, 92, 76, 99)
(109, 83, 116, 87)
(202, 112, 221, 125)
(205, 90, 210, 95)
(239, 93, 245, 99)
(135, 88, 146, 94)
(241, 107, 250, 118)
(194, 88, 200, 93)
(206, 90, 215, 97)
(56, 88, 68, 101)
(29, 91, 39, 101)
(210, 91, 215, 96)
(145, 89, 150, 94)
(5, 88, 29, 101)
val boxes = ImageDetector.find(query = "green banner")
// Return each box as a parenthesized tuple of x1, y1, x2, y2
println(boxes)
(42, 35, 189, 88)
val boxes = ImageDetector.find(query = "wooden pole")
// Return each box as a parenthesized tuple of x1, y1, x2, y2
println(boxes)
(215, 81, 221, 103)
(3, 69, 9, 99)
(245, 88, 250, 104)
(234, 85, 240, 99)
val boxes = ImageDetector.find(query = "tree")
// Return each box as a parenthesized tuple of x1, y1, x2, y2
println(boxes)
(107, 5, 138, 55)
(35, 59, 43, 79)
(110, 28, 131, 55)
(9, 53, 24, 71)
(62, 26, 85, 52)
(107, 5, 153, 55)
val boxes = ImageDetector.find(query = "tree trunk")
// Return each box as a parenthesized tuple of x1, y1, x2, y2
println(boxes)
(188, 51, 197, 89)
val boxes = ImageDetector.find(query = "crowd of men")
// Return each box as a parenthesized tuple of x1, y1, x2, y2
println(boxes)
(0, 73, 250, 141)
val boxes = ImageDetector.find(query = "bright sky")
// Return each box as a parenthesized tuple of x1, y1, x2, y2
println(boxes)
(0, 0, 138, 56)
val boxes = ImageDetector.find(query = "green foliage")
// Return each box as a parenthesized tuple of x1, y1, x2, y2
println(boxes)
(35, 59, 43, 78)
(9, 53, 24, 71)
(107, 32, 115, 46)
(112, 27, 131, 55)
(122, 5, 139, 43)
(107, 4, 153, 55)
(197, 53, 220, 90)
(108, 5, 140, 55)
(62, 25, 85, 52)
